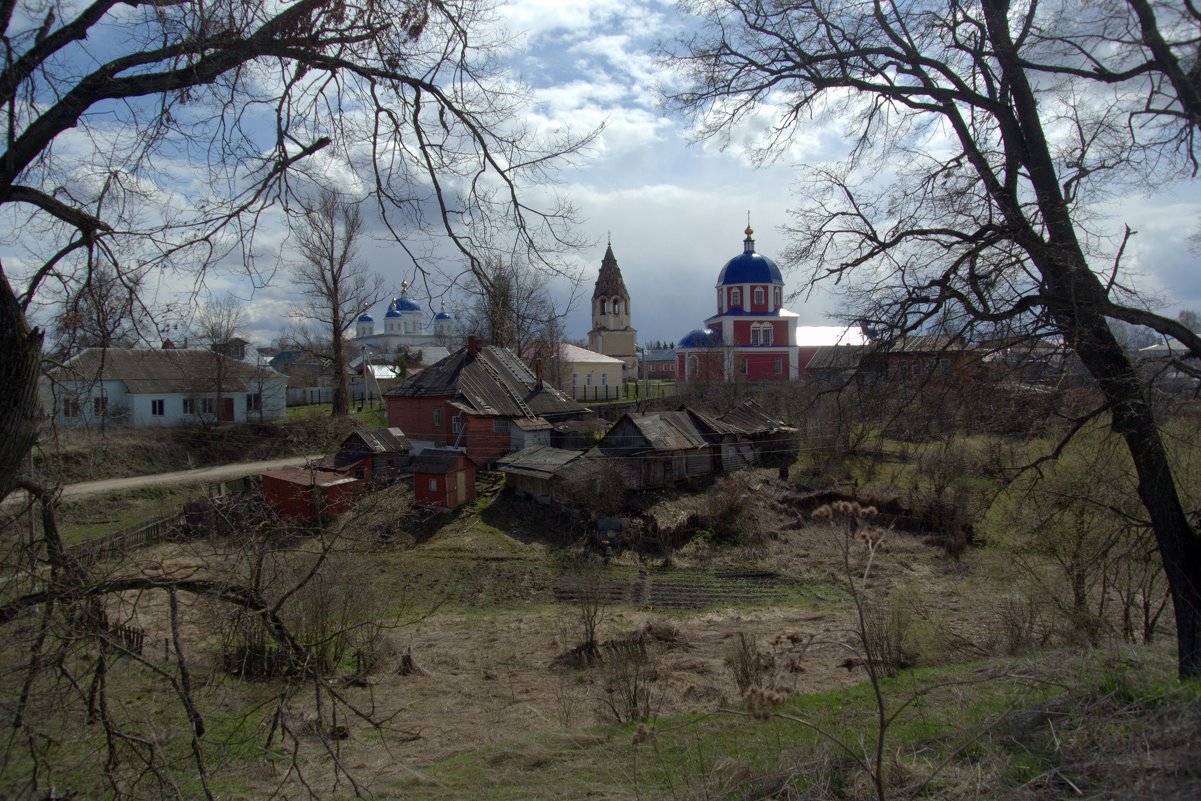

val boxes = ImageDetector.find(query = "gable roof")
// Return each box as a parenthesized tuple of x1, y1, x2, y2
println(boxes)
(805, 345, 865, 372)
(599, 411, 710, 453)
(48, 348, 284, 395)
(385, 344, 586, 419)
(344, 427, 411, 454)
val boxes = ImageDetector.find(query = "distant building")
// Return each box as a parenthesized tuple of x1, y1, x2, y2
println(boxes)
(44, 347, 287, 427)
(639, 347, 677, 380)
(260, 467, 360, 523)
(587, 243, 638, 379)
(676, 226, 802, 383)
(352, 281, 456, 356)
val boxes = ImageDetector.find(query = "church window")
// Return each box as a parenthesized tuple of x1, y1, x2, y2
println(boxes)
(754, 287, 764, 305)
(774, 288, 781, 307)
(740, 358, 748, 374)
(600, 299, 608, 315)
(687, 355, 698, 377)
(613, 299, 622, 315)
(763, 326, 773, 346)
(751, 327, 761, 346)
(731, 288, 741, 307)
(775, 357, 783, 374)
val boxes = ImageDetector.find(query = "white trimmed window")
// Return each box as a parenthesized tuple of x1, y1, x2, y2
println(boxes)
(151, 399, 165, 416)
(754, 287, 764, 305)
(63, 397, 81, 418)
(731, 287, 741, 307)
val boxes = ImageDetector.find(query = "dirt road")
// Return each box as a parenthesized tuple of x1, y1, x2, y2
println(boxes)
(9, 455, 323, 504)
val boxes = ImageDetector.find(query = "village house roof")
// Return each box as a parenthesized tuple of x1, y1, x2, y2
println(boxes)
(385, 343, 586, 420)
(345, 427, 411, 454)
(805, 345, 866, 373)
(407, 448, 470, 474)
(600, 411, 710, 454)
(260, 467, 358, 488)
(495, 445, 586, 480)
(48, 347, 283, 394)
(715, 399, 795, 435)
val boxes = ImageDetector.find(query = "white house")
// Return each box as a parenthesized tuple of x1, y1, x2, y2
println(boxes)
(44, 348, 288, 427)
(547, 343, 625, 401)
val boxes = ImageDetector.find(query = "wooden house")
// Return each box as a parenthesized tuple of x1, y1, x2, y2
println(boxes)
(409, 448, 476, 508)
(320, 427, 411, 480)
(385, 337, 589, 465)
(596, 411, 713, 489)
(715, 399, 798, 466)
(496, 445, 588, 505)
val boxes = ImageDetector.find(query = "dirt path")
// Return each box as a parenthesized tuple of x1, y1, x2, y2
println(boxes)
(8, 454, 323, 504)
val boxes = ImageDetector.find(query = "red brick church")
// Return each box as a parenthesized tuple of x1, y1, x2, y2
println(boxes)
(676, 226, 802, 382)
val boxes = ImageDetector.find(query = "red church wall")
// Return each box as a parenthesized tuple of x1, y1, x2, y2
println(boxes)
(737, 351, 789, 381)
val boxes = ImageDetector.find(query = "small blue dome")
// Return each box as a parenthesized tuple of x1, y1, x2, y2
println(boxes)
(357, 312, 374, 323)
(396, 295, 422, 312)
(678, 328, 721, 349)
(384, 300, 402, 318)
(717, 227, 783, 286)
(434, 311, 452, 321)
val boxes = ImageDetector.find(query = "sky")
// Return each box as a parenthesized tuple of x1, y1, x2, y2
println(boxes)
(9, 0, 1201, 349)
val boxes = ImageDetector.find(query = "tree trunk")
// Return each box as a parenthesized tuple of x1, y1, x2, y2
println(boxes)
(981, 0, 1201, 677)
(0, 268, 43, 502)
(331, 318, 349, 418)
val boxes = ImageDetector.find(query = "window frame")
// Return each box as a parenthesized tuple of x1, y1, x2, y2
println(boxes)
(151, 399, 165, 417)
(753, 287, 764, 305)
(432, 406, 442, 428)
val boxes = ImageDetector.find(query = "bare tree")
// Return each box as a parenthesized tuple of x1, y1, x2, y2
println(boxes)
(50, 263, 145, 358)
(0, 0, 598, 501)
(291, 191, 385, 417)
(192, 293, 245, 428)
(460, 256, 577, 356)
(666, 0, 1201, 677)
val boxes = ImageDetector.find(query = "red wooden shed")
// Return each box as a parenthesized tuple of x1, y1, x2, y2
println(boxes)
(408, 448, 476, 509)
(260, 467, 360, 524)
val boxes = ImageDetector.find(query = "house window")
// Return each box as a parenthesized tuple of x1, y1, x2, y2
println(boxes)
(183, 398, 195, 415)
(493, 418, 510, 433)
(452, 415, 462, 434)
(246, 393, 261, 412)
(731, 288, 741, 307)
(428, 478, 438, 491)
(601, 373, 608, 386)
(151, 399, 165, 416)
(432, 406, 442, 427)
(62, 397, 81, 418)
(200, 397, 216, 415)
(93, 395, 108, 416)
(754, 287, 764, 305)
(586, 374, 592, 386)
(740, 358, 748, 375)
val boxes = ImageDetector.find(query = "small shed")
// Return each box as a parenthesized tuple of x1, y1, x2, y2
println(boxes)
(260, 467, 360, 524)
(409, 448, 476, 508)
(496, 445, 587, 505)
(320, 427, 411, 480)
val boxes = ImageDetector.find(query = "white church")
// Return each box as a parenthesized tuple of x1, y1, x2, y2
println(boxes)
(352, 281, 455, 363)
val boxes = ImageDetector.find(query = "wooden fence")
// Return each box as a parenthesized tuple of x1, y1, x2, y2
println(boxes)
(67, 512, 185, 566)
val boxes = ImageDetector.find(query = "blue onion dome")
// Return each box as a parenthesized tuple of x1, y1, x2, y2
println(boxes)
(396, 294, 422, 312)
(434, 310, 452, 320)
(717, 226, 784, 286)
(357, 311, 374, 323)
(678, 328, 722, 348)
(384, 298, 402, 318)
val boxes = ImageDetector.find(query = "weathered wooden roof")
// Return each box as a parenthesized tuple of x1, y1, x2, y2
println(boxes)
(805, 345, 865, 372)
(345, 427, 411, 454)
(385, 344, 585, 420)
(599, 411, 709, 454)
(48, 347, 285, 394)
(716, 399, 794, 435)
(496, 445, 586, 479)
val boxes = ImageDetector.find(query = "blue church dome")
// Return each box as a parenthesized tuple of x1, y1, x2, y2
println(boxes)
(384, 300, 402, 318)
(357, 311, 374, 323)
(717, 227, 783, 286)
(395, 295, 422, 312)
(434, 311, 452, 321)
(678, 328, 721, 349)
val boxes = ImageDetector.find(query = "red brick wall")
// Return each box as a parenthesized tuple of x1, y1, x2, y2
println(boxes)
(463, 415, 511, 463)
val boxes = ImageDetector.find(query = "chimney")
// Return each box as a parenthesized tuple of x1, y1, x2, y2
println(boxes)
(535, 358, 543, 390)
(467, 335, 479, 359)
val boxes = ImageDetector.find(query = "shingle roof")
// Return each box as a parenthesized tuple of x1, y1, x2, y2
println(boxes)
(49, 348, 284, 394)
(384, 344, 586, 419)
(592, 244, 629, 299)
